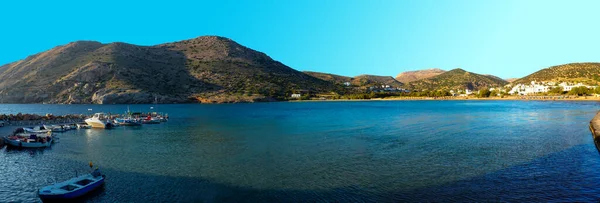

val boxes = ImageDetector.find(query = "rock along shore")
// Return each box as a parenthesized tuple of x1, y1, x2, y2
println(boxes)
(589, 111, 600, 152)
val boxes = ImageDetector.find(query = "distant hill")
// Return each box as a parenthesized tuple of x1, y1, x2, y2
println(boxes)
(395, 68, 446, 83)
(303, 71, 352, 85)
(352, 75, 403, 87)
(512, 63, 600, 85)
(303, 71, 403, 88)
(505, 78, 518, 83)
(408, 68, 508, 91)
(484, 74, 506, 82)
(0, 36, 337, 104)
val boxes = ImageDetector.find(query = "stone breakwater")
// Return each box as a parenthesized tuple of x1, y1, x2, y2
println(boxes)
(0, 113, 86, 126)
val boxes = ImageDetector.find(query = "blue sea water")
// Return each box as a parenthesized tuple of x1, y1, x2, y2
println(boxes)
(1, 100, 600, 202)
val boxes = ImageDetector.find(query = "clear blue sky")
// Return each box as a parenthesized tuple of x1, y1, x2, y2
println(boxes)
(1, 0, 599, 79)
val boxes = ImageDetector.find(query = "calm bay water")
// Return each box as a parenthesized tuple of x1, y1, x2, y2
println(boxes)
(1, 101, 600, 202)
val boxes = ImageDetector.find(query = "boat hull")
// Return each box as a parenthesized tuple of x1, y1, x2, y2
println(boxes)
(85, 119, 112, 129)
(115, 118, 142, 126)
(3, 136, 52, 148)
(76, 124, 91, 129)
(43, 125, 68, 132)
(23, 128, 51, 133)
(38, 176, 105, 200)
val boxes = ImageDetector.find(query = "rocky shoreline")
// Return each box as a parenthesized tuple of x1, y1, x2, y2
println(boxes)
(590, 111, 600, 153)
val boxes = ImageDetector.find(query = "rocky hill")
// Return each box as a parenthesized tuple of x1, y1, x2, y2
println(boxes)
(395, 68, 446, 83)
(408, 68, 508, 91)
(0, 36, 337, 104)
(303, 71, 352, 85)
(303, 71, 403, 88)
(352, 75, 403, 87)
(512, 63, 600, 85)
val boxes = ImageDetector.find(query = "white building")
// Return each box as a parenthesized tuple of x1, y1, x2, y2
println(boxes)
(508, 81, 596, 95)
(291, 94, 301, 98)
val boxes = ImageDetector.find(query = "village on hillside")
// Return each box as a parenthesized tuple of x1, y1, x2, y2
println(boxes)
(291, 80, 600, 100)
(457, 81, 599, 97)
(452, 81, 599, 97)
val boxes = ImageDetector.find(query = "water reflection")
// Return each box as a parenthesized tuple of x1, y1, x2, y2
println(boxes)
(1, 101, 599, 202)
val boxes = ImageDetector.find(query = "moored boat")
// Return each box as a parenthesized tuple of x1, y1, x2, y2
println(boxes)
(142, 115, 161, 124)
(3, 132, 53, 148)
(38, 166, 105, 200)
(76, 123, 91, 129)
(43, 125, 68, 132)
(85, 113, 114, 129)
(23, 126, 51, 133)
(114, 117, 142, 126)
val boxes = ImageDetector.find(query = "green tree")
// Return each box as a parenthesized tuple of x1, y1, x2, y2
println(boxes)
(594, 86, 600, 94)
(477, 89, 491, 97)
(548, 86, 564, 95)
(490, 89, 500, 97)
(569, 86, 591, 96)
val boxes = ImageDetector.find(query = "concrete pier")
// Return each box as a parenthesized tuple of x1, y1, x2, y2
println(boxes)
(589, 111, 600, 152)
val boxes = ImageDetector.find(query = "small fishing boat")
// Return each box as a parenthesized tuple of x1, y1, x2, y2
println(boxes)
(114, 118, 142, 126)
(23, 126, 51, 133)
(76, 123, 91, 129)
(157, 115, 168, 122)
(44, 125, 68, 132)
(62, 124, 72, 131)
(142, 115, 161, 124)
(150, 112, 168, 122)
(3, 132, 53, 148)
(115, 106, 143, 126)
(85, 113, 114, 129)
(38, 165, 105, 200)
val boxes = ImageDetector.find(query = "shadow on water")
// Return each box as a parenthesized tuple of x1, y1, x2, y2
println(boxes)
(397, 144, 600, 202)
(3, 145, 52, 156)
(41, 186, 106, 203)
(18, 144, 596, 202)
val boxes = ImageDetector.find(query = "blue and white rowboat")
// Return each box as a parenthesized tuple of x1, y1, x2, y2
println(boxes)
(38, 170, 105, 200)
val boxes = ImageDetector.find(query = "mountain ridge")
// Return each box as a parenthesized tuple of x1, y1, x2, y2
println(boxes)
(408, 68, 508, 91)
(0, 36, 338, 104)
(1, 36, 595, 103)
(303, 71, 403, 87)
(395, 68, 446, 83)
(512, 62, 600, 85)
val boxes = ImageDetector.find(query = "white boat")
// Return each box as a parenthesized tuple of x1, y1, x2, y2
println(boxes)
(76, 123, 91, 129)
(114, 117, 142, 126)
(3, 133, 53, 148)
(157, 115, 168, 122)
(67, 124, 77, 130)
(44, 125, 68, 132)
(23, 126, 51, 133)
(38, 168, 105, 200)
(62, 124, 72, 131)
(85, 113, 114, 129)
